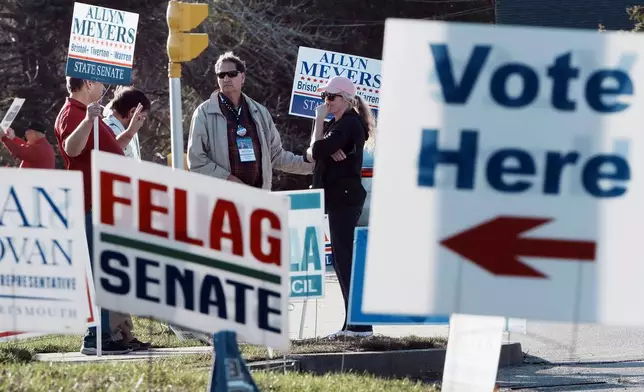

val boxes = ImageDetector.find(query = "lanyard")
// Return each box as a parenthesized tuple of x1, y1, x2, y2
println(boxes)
(219, 93, 243, 124)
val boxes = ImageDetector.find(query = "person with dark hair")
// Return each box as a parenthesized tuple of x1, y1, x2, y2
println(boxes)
(103, 86, 150, 160)
(98, 86, 151, 351)
(187, 51, 313, 188)
(0, 122, 55, 169)
(54, 76, 132, 356)
(307, 76, 376, 338)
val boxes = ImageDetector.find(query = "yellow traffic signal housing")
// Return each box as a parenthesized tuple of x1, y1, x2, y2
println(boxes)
(167, 1, 209, 65)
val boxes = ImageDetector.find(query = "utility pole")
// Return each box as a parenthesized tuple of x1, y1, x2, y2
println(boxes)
(166, 0, 209, 170)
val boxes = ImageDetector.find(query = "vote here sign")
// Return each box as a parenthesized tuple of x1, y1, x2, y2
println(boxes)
(65, 3, 139, 85)
(280, 190, 326, 300)
(0, 169, 89, 333)
(289, 47, 382, 119)
(91, 152, 291, 351)
(363, 20, 644, 326)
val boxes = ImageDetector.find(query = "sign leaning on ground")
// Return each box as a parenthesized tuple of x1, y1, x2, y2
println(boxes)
(362, 20, 644, 325)
(91, 152, 291, 351)
(279, 190, 326, 300)
(289, 46, 382, 119)
(0, 169, 88, 333)
(65, 2, 139, 85)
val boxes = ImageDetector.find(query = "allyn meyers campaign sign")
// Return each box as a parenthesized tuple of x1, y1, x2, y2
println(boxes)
(0, 170, 88, 333)
(65, 2, 139, 85)
(91, 152, 291, 351)
(289, 46, 382, 119)
(280, 190, 325, 300)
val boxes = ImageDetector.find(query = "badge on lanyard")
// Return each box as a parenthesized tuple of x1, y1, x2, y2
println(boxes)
(236, 136, 256, 162)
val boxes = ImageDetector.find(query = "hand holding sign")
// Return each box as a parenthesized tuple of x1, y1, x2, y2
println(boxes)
(5, 128, 15, 139)
(85, 101, 103, 121)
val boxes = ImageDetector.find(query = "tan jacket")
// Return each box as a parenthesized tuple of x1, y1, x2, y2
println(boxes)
(187, 92, 313, 188)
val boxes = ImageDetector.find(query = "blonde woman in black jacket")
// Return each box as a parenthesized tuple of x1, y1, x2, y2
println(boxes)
(306, 76, 375, 338)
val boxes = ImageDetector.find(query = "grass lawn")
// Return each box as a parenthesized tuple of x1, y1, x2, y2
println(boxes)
(0, 318, 445, 391)
(0, 356, 439, 391)
(0, 317, 447, 363)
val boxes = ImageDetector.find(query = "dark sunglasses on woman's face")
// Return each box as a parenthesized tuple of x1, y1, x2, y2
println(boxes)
(217, 71, 240, 79)
(321, 92, 340, 101)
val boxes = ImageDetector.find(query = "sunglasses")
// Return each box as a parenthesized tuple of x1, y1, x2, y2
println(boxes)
(321, 92, 340, 101)
(217, 71, 240, 79)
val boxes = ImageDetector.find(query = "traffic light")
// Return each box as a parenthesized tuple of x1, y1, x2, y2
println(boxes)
(167, 0, 209, 76)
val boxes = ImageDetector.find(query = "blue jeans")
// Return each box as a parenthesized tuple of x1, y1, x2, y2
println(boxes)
(83, 211, 111, 343)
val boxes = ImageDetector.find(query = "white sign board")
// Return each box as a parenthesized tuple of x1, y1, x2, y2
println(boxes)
(0, 98, 25, 132)
(65, 3, 139, 85)
(0, 169, 88, 333)
(362, 20, 644, 325)
(442, 314, 504, 392)
(289, 46, 382, 119)
(280, 190, 326, 300)
(91, 152, 291, 351)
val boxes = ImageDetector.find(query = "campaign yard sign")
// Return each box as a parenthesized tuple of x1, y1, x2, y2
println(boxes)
(66, 3, 139, 85)
(91, 152, 291, 351)
(289, 47, 382, 119)
(280, 190, 325, 300)
(324, 215, 333, 267)
(0, 169, 88, 333)
(362, 20, 644, 325)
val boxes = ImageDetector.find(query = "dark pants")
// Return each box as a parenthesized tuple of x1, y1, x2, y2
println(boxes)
(328, 205, 373, 332)
(84, 211, 112, 343)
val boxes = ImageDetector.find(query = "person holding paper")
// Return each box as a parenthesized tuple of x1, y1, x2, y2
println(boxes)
(307, 76, 376, 338)
(54, 77, 132, 356)
(0, 122, 55, 169)
(187, 51, 313, 187)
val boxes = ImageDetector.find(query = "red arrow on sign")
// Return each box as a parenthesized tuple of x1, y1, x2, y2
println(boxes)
(440, 216, 596, 278)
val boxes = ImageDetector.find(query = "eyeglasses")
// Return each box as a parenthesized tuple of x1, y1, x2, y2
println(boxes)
(321, 92, 340, 101)
(217, 71, 240, 79)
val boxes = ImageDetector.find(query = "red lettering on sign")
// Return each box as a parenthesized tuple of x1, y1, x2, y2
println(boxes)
(100, 171, 131, 225)
(139, 180, 169, 238)
(250, 209, 281, 266)
(174, 188, 203, 246)
(209, 200, 243, 256)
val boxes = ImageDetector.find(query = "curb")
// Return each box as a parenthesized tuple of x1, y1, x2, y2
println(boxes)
(289, 343, 522, 379)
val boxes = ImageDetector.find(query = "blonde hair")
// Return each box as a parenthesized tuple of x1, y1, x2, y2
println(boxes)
(340, 92, 376, 152)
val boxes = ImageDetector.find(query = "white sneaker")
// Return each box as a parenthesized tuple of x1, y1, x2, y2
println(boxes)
(325, 330, 349, 339)
(344, 330, 374, 338)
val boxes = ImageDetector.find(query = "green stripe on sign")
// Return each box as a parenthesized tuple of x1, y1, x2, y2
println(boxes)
(100, 233, 281, 285)
(288, 193, 321, 210)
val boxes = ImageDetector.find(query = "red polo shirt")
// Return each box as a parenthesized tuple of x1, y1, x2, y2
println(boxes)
(0, 136, 55, 169)
(55, 98, 124, 213)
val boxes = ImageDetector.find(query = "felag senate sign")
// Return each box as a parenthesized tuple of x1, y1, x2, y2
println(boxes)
(91, 152, 291, 351)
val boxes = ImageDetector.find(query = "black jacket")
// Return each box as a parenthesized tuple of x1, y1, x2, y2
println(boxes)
(311, 109, 369, 209)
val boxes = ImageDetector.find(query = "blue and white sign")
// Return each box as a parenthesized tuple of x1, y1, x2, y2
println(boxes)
(0, 169, 89, 333)
(65, 3, 139, 85)
(289, 47, 381, 119)
(363, 20, 644, 326)
(92, 152, 291, 351)
(348, 228, 449, 325)
(324, 214, 333, 267)
(281, 190, 326, 300)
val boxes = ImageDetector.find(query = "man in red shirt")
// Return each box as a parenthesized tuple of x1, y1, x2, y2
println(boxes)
(0, 122, 55, 169)
(55, 77, 132, 356)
